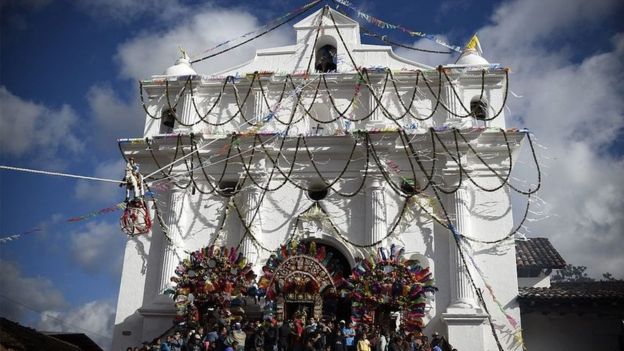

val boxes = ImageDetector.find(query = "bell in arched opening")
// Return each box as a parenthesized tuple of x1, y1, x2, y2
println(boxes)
(160, 107, 176, 134)
(315, 45, 337, 73)
(470, 97, 488, 120)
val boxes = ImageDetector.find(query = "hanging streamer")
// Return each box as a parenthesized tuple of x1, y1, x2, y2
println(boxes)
(0, 228, 42, 244)
(459, 238, 526, 348)
(0, 203, 127, 245)
(331, 0, 462, 52)
(67, 203, 127, 222)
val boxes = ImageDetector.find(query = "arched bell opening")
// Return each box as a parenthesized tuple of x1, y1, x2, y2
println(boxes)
(314, 35, 338, 73)
(160, 107, 176, 134)
(470, 95, 488, 127)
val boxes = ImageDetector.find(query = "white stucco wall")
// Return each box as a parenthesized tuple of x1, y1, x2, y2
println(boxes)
(518, 273, 551, 288)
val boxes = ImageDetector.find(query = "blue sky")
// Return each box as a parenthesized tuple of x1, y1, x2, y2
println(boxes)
(1, 0, 623, 349)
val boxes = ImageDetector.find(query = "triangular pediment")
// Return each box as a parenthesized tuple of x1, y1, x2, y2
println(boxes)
(294, 6, 359, 29)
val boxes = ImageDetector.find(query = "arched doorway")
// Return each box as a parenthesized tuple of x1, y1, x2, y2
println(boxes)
(258, 240, 352, 322)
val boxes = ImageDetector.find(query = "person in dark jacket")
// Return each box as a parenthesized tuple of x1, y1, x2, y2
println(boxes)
(278, 320, 293, 351)
(264, 320, 278, 351)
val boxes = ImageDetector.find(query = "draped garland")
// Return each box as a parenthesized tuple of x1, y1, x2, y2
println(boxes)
(140, 67, 508, 129)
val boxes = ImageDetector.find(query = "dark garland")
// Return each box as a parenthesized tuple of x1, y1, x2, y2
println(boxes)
(140, 66, 506, 129)
(140, 68, 505, 130)
(139, 128, 540, 204)
(290, 200, 410, 249)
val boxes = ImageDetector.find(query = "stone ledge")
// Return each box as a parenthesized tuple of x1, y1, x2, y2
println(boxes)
(441, 310, 488, 325)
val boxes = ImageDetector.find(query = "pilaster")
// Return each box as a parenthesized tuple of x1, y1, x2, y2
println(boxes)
(157, 189, 187, 299)
(444, 83, 460, 125)
(237, 172, 265, 266)
(174, 87, 197, 134)
(365, 173, 387, 246)
(255, 89, 268, 124)
(442, 187, 487, 349)
(367, 90, 385, 128)
(447, 187, 477, 309)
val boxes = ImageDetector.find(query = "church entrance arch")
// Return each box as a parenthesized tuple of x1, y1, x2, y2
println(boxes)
(258, 241, 352, 322)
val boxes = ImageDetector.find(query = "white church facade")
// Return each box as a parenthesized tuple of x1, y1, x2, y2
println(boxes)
(113, 7, 527, 351)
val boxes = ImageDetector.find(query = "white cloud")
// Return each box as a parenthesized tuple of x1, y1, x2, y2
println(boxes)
(476, 0, 624, 277)
(38, 299, 116, 351)
(116, 7, 292, 81)
(0, 260, 67, 322)
(75, 159, 126, 205)
(73, 0, 189, 23)
(69, 221, 125, 275)
(394, 36, 456, 68)
(0, 86, 84, 167)
(0, 260, 116, 350)
(485, 0, 615, 50)
(87, 84, 145, 147)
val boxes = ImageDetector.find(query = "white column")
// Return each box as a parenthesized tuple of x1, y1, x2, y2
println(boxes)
(448, 187, 477, 308)
(366, 173, 387, 245)
(445, 84, 460, 125)
(442, 186, 487, 351)
(368, 89, 383, 125)
(255, 89, 268, 123)
(174, 86, 197, 133)
(158, 189, 187, 295)
(237, 176, 264, 265)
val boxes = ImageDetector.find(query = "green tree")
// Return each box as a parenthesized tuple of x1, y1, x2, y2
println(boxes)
(601, 272, 619, 281)
(552, 264, 594, 282)
(552, 265, 623, 282)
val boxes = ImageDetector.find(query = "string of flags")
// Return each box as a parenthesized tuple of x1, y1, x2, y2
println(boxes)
(331, 0, 463, 52)
(0, 203, 127, 244)
(0, 228, 42, 244)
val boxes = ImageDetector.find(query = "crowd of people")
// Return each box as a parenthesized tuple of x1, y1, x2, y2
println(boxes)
(127, 317, 456, 351)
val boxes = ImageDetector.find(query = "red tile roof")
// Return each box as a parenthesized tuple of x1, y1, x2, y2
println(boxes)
(515, 238, 566, 274)
(519, 281, 624, 301)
